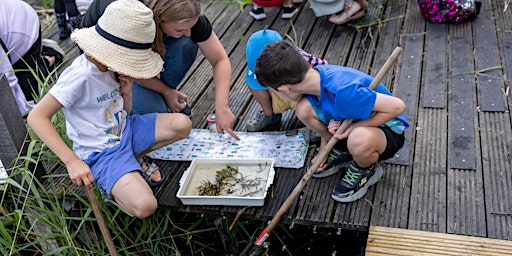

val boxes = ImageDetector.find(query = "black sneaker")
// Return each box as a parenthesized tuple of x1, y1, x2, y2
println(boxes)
(331, 161, 383, 203)
(42, 39, 65, 67)
(250, 7, 266, 20)
(281, 5, 298, 19)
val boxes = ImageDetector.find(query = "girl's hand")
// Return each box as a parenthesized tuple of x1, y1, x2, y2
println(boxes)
(162, 89, 189, 113)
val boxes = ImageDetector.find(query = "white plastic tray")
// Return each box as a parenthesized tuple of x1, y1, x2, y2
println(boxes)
(177, 158, 275, 206)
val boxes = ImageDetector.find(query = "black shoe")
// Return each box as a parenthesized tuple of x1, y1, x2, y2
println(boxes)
(282, 5, 298, 19)
(42, 39, 65, 67)
(331, 161, 383, 203)
(250, 7, 266, 20)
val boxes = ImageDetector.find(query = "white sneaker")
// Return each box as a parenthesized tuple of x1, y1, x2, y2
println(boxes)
(0, 160, 8, 184)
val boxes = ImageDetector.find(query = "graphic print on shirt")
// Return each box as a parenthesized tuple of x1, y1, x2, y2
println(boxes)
(99, 86, 125, 143)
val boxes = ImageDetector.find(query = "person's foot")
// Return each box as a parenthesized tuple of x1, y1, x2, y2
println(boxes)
(250, 7, 267, 20)
(139, 157, 166, 187)
(331, 161, 382, 202)
(141, 161, 162, 184)
(329, 0, 366, 25)
(42, 39, 65, 67)
(246, 112, 282, 132)
(282, 5, 298, 19)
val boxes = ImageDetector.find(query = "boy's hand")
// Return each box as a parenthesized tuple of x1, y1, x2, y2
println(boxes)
(328, 119, 352, 140)
(67, 159, 94, 187)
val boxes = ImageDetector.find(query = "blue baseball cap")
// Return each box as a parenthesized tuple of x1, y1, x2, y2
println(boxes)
(246, 28, 283, 90)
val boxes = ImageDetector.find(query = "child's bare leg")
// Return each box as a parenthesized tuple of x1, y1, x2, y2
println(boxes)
(346, 127, 386, 167)
(295, 98, 332, 168)
(136, 113, 192, 182)
(250, 88, 274, 116)
(111, 171, 158, 218)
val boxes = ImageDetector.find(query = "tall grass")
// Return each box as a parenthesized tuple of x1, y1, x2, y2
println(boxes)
(1, 44, 292, 256)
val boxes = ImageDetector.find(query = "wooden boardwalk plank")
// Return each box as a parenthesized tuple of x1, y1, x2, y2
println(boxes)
(409, 108, 448, 233)
(480, 112, 512, 240)
(473, 0, 506, 112)
(422, 23, 448, 108)
(366, 225, 512, 256)
(448, 23, 477, 170)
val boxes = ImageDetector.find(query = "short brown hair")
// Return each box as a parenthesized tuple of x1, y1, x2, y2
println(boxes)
(255, 41, 309, 90)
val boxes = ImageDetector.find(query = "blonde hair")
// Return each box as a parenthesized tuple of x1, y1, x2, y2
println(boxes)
(148, 0, 202, 56)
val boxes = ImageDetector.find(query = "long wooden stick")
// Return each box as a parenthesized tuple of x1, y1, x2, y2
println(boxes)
(85, 185, 118, 256)
(253, 46, 404, 246)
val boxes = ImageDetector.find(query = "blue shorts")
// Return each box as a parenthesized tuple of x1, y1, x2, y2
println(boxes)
(84, 113, 157, 195)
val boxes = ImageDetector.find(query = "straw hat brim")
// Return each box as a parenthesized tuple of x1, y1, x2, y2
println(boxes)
(71, 27, 163, 80)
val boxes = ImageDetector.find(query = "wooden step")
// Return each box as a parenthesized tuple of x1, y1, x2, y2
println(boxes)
(366, 225, 512, 256)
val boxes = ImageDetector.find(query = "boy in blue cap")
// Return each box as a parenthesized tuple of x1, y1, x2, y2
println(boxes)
(245, 28, 327, 132)
(255, 41, 409, 203)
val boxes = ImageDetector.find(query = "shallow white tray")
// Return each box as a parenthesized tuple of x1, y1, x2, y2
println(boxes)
(177, 158, 275, 206)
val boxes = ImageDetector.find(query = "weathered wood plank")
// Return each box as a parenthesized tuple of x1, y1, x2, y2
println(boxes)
(473, 0, 506, 112)
(369, 0, 411, 230)
(366, 226, 512, 256)
(0, 75, 27, 170)
(422, 23, 447, 108)
(448, 23, 477, 170)
(386, 0, 424, 166)
(479, 112, 512, 240)
(408, 108, 448, 233)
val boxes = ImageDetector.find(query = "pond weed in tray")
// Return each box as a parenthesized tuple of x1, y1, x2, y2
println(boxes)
(177, 158, 275, 206)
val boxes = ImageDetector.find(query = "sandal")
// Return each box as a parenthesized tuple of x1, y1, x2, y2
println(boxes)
(139, 156, 165, 187)
(311, 148, 353, 178)
(246, 112, 282, 132)
(329, 0, 368, 25)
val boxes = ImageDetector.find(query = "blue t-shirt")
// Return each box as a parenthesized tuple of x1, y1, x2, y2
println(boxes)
(305, 65, 409, 134)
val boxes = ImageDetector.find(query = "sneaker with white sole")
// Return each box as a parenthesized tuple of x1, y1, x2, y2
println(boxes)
(250, 7, 267, 20)
(331, 161, 383, 203)
(282, 5, 298, 19)
(42, 39, 65, 67)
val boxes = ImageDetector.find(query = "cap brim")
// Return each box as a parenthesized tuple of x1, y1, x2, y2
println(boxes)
(71, 27, 163, 79)
(246, 67, 268, 91)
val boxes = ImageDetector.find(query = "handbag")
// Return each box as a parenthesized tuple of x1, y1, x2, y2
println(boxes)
(417, 0, 481, 24)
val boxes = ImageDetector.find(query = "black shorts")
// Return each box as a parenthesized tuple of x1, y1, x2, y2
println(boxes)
(333, 126, 405, 161)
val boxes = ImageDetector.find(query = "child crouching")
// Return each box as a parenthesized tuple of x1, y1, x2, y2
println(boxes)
(27, 0, 192, 218)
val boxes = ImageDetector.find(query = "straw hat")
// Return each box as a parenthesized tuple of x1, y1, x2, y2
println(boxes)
(71, 0, 163, 79)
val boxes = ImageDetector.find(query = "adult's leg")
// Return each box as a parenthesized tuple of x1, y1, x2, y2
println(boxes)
(54, 0, 71, 39)
(160, 36, 198, 89)
(12, 28, 48, 101)
(131, 37, 198, 115)
(62, 0, 82, 30)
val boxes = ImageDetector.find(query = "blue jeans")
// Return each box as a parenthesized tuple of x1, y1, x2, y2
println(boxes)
(131, 36, 199, 115)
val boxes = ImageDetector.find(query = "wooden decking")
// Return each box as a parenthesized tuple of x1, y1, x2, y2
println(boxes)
(40, 0, 512, 242)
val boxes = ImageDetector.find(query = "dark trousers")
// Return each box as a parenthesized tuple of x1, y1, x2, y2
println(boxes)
(11, 28, 50, 101)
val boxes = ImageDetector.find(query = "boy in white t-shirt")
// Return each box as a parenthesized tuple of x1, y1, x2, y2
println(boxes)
(27, 0, 192, 218)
